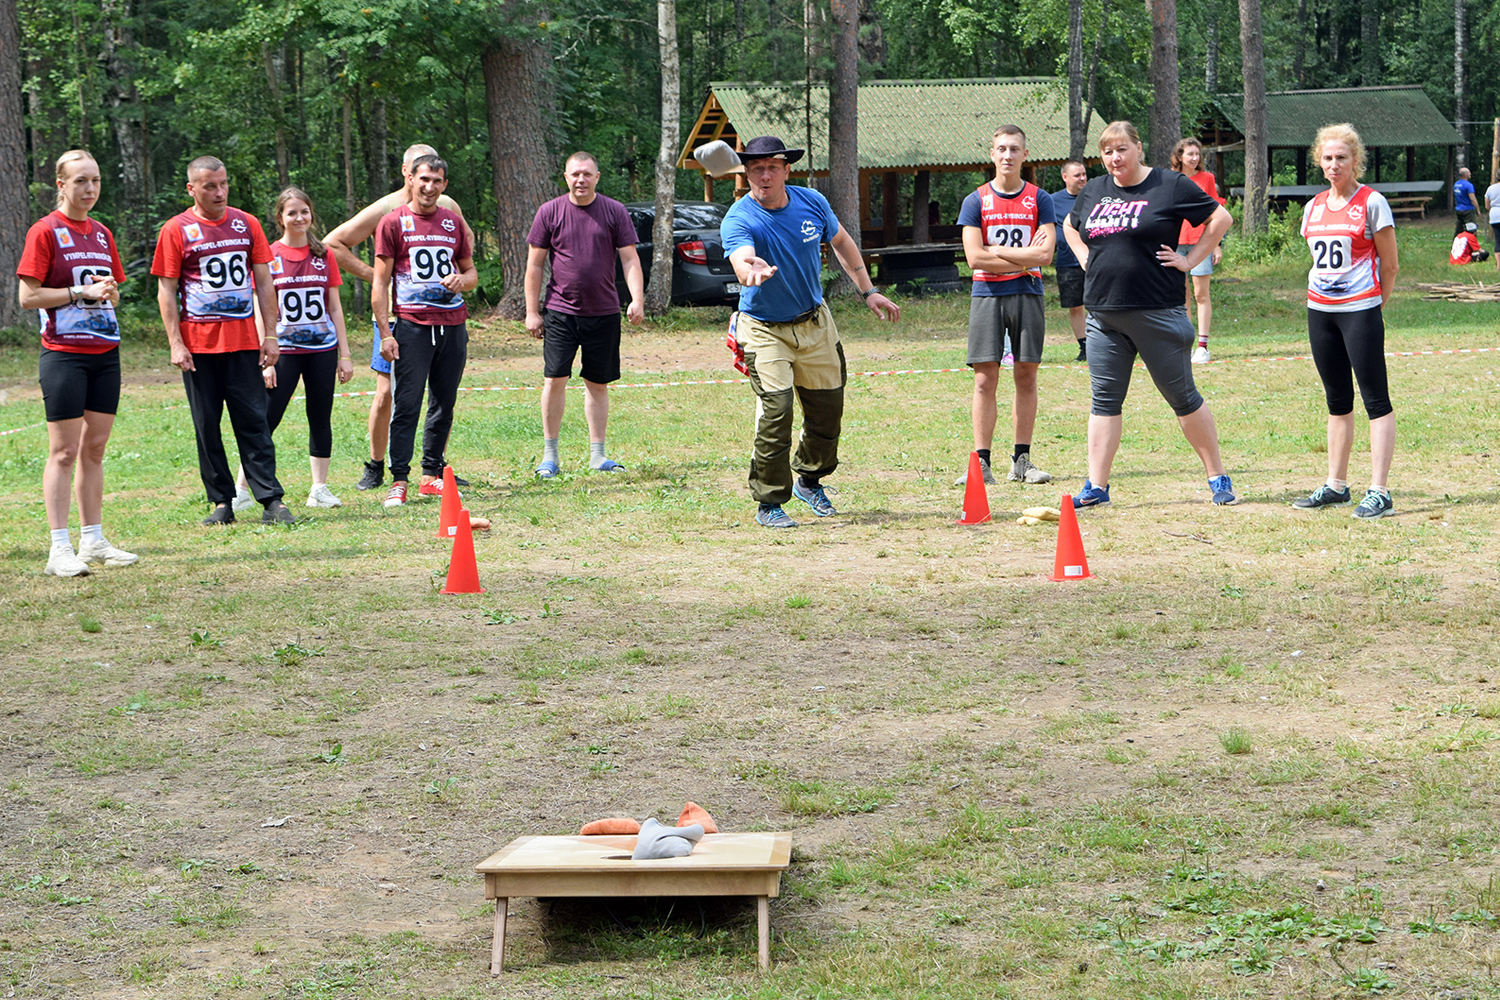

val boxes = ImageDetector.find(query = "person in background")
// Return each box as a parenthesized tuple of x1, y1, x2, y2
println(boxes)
(17, 149, 136, 576)
(1170, 137, 1227, 365)
(1449, 222, 1489, 265)
(1050, 160, 1089, 363)
(1482, 175, 1500, 269)
(1453, 166, 1478, 236)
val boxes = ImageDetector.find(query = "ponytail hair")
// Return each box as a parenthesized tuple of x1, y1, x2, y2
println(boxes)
(54, 150, 98, 209)
(271, 186, 325, 258)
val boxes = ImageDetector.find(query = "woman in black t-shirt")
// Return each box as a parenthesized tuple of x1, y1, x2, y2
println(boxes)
(1062, 121, 1236, 510)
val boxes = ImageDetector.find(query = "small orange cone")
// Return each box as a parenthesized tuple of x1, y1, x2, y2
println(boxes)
(956, 452, 991, 524)
(437, 465, 463, 539)
(441, 508, 484, 594)
(1050, 493, 1094, 581)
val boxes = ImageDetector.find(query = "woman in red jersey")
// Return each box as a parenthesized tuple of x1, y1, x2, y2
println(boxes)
(232, 187, 353, 511)
(1293, 123, 1400, 519)
(16, 150, 136, 577)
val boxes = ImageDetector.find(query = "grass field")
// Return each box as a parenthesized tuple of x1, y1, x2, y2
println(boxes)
(2, 218, 1498, 999)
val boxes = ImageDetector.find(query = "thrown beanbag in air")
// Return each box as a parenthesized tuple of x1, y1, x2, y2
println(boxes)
(579, 817, 641, 836)
(631, 818, 705, 860)
(677, 801, 719, 834)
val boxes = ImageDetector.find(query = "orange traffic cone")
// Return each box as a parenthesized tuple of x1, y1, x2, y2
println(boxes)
(441, 508, 484, 594)
(437, 465, 463, 539)
(956, 452, 991, 524)
(1050, 493, 1094, 581)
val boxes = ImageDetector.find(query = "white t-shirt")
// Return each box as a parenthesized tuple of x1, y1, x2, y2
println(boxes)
(1486, 183, 1500, 223)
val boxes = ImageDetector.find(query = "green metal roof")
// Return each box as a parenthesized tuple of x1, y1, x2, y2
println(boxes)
(700, 78, 1108, 170)
(1212, 86, 1461, 148)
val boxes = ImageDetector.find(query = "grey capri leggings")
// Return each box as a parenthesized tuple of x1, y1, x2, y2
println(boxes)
(1086, 307, 1204, 417)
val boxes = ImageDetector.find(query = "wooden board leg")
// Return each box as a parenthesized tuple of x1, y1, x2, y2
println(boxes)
(490, 897, 508, 974)
(757, 895, 770, 970)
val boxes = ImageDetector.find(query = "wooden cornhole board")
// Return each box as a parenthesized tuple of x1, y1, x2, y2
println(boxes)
(475, 831, 792, 973)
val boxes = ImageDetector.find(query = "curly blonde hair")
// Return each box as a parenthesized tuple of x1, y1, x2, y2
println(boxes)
(1311, 123, 1367, 180)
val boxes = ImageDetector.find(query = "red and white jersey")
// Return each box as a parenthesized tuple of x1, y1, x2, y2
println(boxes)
(972, 181, 1044, 285)
(268, 241, 342, 353)
(159, 207, 266, 323)
(1301, 185, 1393, 313)
(374, 205, 471, 325)
(1450, 231, 1481, 265)
(17, 211, 125, 353)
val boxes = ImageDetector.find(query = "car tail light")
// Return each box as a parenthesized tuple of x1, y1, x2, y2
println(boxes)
(676, 240, 708, 264)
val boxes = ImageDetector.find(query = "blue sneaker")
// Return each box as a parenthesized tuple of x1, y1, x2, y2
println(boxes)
(590, 458, 626, 473)
(756, 504, 798, 528)
(1209, 474, 1238, 505)
(535, 460, 560, 479)
(792, 481, 837, 517)
(1073, 479, 1110, 508)
(1293, 484, 1352, 508)
(1352, 489, 1394, 519)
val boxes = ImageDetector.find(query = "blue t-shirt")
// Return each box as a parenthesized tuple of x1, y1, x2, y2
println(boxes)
(1454, 179, 1477, 213)
(1050, 188, 1081, 269)
(721, 186, 840, 322)
(956, 182, 1055, 297)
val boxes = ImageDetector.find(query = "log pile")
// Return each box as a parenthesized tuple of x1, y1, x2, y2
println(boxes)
(1416, 282, 1500, 302)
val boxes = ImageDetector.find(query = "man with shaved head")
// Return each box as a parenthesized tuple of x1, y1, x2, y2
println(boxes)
(324, 143, 475, 491)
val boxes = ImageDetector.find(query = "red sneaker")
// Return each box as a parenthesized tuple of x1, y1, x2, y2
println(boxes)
(383, 483, 408, 508)
(418, 479, 443, 496)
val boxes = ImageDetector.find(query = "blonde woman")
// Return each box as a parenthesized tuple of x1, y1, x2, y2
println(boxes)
(16, 150, 136, 576)
(1062, 121, 1236, 508)
(1293, 123, 1399, 518)
(1170, 137, 1227, 363)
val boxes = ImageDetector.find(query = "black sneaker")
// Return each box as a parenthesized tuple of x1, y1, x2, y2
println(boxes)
(1292, 484, 1352, 509)
(453, 473, 470, 487)
(356, 460, 384, 491)
(262, 499, 297, 525)
(203, 503, 235, 526)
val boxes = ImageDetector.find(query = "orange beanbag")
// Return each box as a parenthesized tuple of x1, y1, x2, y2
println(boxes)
(677, 801, 718, 834)
(579, 817, 641, 836)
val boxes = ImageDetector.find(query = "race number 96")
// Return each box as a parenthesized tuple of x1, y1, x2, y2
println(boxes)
(202, 251, 249, 290)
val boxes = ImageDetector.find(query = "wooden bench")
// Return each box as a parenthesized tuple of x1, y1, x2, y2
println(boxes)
(476, 831, 792, 973)
(1386, 195, 1432, 219)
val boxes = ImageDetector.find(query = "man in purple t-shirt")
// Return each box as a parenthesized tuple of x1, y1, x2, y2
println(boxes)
(524, 151, 644, 477)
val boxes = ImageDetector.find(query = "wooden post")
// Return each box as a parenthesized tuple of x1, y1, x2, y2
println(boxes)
(704, 174, 713, 201)
(881, 171, 898, 247)
(1295, 148, 1306, 185)
(859, 170, 872, 236)
(912, 170, 931, 244)
(490, 897, 508, 973)
(1406, 145, 1416, 183)
(757, 896, 770, 970)
(1373, 146, 1382, 183)
(1491, 118, 1498, 189)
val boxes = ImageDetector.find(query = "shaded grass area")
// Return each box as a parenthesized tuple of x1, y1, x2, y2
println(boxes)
(1, 217, 1498, 998)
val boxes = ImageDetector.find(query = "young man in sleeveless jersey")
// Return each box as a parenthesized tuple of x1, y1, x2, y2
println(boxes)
(371, 155, 478, 507)
(955, 125, 1056, 487)
(152, 155, 292, 525)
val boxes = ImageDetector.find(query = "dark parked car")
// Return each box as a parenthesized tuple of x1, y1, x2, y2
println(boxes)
(617, 201, 739, 307)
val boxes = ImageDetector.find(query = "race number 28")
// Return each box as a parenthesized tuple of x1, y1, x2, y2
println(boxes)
(986, 224, 1033, 249)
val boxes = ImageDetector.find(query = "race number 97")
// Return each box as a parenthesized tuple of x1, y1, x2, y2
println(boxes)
(203, 251, 249, 290)
(412, 247, 454, 282)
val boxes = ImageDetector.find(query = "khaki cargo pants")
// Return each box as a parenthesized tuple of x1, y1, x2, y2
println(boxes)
(738, 304, 847, 505)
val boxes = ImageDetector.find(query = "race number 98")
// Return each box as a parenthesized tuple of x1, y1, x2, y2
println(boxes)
(412, 247, 454, 283)
(203, 251, 249, 290)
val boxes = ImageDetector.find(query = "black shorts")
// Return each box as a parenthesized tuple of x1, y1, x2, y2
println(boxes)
(1055, 266, 1085, 309)
(39, 347, 121, 422)
(542, 310, 622, 383)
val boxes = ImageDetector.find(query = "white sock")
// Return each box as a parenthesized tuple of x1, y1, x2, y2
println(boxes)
(589, 442, 607, 467)
(50, 527, 72, 550)
(81, 524, 104, 544)
(1370, 484, 1389, 497)
(1327, 478, 1348, 492)
(543, 438, 559, 464)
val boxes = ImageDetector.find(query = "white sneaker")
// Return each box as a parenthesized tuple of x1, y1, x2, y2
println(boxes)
(1191, 346, 1211, 364)
(77, 538, 139, 567)
(306, 484, 343, 508)
(1009, 452, 1053, 484)
(231, 487, 256, 512)
(45, 544, 90, 577)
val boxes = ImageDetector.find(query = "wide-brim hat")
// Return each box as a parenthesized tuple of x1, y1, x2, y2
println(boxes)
(740, 135, 805, 165)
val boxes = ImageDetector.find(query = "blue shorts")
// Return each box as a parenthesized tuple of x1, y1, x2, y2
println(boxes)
(370, 318, 394, 375)
(1178, 244, 1215, 277)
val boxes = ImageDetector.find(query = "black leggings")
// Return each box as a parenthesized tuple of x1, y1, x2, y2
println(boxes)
(266, 350, 337, 458)
(1307, 306, 1392, 419)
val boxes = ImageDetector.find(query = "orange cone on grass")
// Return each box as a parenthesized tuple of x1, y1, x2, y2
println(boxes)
(1049, 493, 1094, 581)
(956, 451, 991, 524)
(442, 508, 484, 594)
(436, 464, 463, 539)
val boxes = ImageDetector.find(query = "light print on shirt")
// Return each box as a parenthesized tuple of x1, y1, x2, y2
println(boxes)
(1083, 197, 1149, 238)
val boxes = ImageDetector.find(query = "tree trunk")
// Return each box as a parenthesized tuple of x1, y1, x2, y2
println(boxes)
(1067, 0, 1085, 160)
(829, 0, 860, 253)
(1205, 0, 1219, 94)
(1239, 0, 1269, 235)
(1360, 0, 1380, 86)
(0, 0, 30, 328)
(645, 0, 680, 316)
(100, 0, 149, 251)
(1083, 0, 1113, 151)
(1455, 0, 1467, 168)
(1292, 0, 1307, 86)
(1147, 0, 1180, 167)
(262, 43, 290, 188)
(482, 34, 556, 320)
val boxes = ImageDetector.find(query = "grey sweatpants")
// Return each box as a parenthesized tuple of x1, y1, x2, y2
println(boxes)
(1086, 307, 1204, 418)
